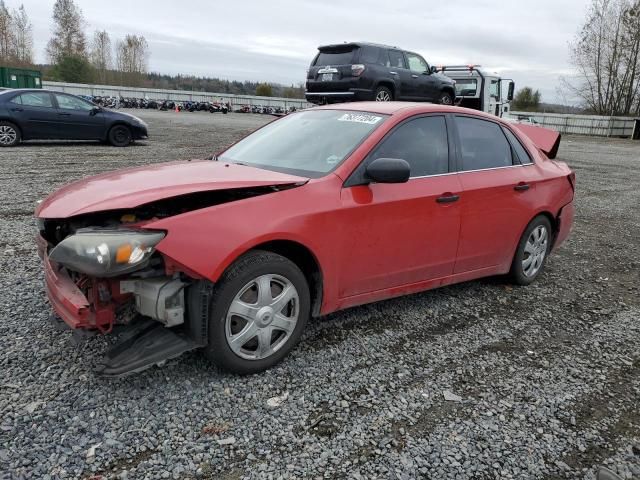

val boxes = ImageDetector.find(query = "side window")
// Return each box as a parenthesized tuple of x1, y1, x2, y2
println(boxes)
(371, 116, 449, 177)
(9, 95, 22, 105)
(455, 116, 513, 171)
(360, 46, 381, 64)
(503, 127, 533, 164)
(13, 92, 53, 108)
(55, 94, 93, 111)
(406, 53, 428, 73)
(388, 50, 406, 69)
(490, 80, 500, 100)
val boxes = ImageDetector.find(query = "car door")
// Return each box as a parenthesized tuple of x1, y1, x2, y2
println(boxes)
(452, 115, 539, 274)
(53, 93, 105, 139)
(404, 52, 439, 101)
(338, 115, 462, 298)
(387, 49, 413, 100)
(7, 91, 60, 139)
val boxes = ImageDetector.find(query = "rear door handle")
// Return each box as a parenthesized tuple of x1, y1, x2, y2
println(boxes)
(436, 194, 460, 204)
(58, 112, 71, 116)
(10, 107, 23, 112)
(411, 74, 419, 78)
(389, 71, 398, 75)
(514, 183, 530, 192)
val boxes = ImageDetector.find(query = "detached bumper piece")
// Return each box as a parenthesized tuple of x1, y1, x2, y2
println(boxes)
(94, 319, 199, 378)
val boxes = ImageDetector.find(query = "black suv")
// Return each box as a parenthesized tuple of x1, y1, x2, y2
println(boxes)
(305, 42, 456, 105)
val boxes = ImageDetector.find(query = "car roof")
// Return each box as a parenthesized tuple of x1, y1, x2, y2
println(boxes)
(0, 88, 58, 95)
(318, 41, 401, 51)
(311, 101, 505, 121)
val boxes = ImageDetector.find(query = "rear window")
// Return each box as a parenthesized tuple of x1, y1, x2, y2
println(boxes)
(314, 48, 357, 66)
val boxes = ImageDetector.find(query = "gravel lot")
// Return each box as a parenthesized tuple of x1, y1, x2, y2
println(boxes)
(0, 109, 639, 480)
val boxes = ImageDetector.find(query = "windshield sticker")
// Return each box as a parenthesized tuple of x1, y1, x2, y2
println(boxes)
(337, 113, 383, 125)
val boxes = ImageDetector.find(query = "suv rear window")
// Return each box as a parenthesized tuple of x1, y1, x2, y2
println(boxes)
(315, 48, 357, 66)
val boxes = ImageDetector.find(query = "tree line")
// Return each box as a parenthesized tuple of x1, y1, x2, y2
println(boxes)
(566, 0, 640, 115)
(0, 1, 32, 66)
(0, 0, 303, 98)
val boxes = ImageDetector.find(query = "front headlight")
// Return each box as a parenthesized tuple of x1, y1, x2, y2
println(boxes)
(49, 229, 165, 277)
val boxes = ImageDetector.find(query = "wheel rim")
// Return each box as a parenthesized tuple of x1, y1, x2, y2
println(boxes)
(113, 127, 129, 144)
(225, 274, 299, 360)
(522, 225, 548, 278)
(0, 125, 17, 145)
(440, 94, 452, 105)
(376, 90, 391, 101)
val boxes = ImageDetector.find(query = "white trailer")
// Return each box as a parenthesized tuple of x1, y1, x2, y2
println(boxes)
(436, 65, 515, 117)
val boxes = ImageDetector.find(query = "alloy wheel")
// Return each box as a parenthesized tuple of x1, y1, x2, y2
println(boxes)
(0, 125, 17, 145)
(375, 90, 391, 101)
(225, 274, 299, 360)
(522, 225, 548, 277)
(440, 94, 453, 105)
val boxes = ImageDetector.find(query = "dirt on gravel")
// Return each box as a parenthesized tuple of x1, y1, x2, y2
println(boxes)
(0, 110, 638, 480)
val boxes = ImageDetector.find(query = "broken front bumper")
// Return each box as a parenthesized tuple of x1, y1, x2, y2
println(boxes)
(42, 245, 118, 332)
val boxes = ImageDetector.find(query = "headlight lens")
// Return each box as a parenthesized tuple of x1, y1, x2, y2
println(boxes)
(49, 229, 165, 277)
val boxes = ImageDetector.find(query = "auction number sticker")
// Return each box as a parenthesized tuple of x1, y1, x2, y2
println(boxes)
(337, 113, 382, 125)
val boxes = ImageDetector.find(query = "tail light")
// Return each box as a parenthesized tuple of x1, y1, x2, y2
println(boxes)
(568, 171, 576, 192)
(351, 64, 366, 76)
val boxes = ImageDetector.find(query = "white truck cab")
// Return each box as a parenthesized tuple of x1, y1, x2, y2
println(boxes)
(436, 65, 515, 117)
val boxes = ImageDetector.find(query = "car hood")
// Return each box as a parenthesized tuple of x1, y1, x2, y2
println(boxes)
(36, 160, 308, 218)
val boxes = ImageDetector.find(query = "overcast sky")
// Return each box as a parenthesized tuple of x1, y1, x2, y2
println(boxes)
(15, 0, 588, 103)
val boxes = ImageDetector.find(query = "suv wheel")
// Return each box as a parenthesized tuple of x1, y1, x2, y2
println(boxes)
(438, 91, 454, 105)
(374, 86, 393, 102)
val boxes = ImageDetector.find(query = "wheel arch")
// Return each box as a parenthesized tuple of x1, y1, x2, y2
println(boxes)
(0, 117, 22, 135)
(213, 238, 324, 318)
(375, 80, 396, 99)
(250, 240, 323, 317)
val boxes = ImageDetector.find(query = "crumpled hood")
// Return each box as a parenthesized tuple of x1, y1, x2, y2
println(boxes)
(36, 160, 308, 218)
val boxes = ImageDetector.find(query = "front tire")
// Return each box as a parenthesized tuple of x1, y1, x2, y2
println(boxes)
(0, 121, 21, 147)
(108, 125, 132, 147)
(204, 250, 310, 374)
(374, 86, 393, 102)
(510, 215, 553, 285)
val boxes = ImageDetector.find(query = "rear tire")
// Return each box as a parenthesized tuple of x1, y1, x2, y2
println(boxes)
(438, 91, 454, 105)
(374, 86, 393, 102)
(510, 215, 553, 286)
(108, 125, 132, 147)
(0, 121, 21, 147)
(204, 250, 310, 374)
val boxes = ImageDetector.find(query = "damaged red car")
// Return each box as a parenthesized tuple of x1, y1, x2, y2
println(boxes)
(36, 102, 575, 376)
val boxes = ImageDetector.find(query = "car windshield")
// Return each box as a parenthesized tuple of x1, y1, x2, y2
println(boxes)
(219, 110, 388, 177)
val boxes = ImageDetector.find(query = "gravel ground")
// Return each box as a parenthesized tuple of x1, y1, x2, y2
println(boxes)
(0, 109, 639, 480)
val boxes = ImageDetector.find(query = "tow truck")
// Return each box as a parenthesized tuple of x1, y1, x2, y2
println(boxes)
(436, 65, 515, 117)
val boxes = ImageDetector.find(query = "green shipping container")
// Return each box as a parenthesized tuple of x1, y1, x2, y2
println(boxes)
(0, 67, 42, 89)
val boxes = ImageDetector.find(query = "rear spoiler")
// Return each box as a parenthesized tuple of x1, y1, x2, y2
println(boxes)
(512, 124, 561, 159)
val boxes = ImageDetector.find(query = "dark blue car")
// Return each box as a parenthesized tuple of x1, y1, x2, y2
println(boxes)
(0, 89, 148, 147)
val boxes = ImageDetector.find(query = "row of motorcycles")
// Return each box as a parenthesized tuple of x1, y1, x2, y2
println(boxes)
(79, 95, 298, 115)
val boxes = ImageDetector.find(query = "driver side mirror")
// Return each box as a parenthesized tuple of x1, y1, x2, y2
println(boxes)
(507, 81, 515, 101)
(365, 158, 410, 184)
(429, 66, 437, 75)
(90, 106, 101, 116)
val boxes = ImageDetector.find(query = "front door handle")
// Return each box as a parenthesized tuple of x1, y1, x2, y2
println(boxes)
(389, 71, 398, 75)
(514, 183, 530, 192)
(10, 107, 23, 112)
(411, 74, 419, 78)
(58, 112, 71, 116)
(436, 193, 460, 204)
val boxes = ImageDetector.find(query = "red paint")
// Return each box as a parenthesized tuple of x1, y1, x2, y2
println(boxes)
(38, 103, 575, 327)
(36, 160, 307, 218)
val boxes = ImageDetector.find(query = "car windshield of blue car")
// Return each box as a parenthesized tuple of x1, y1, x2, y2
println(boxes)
(218, 109, 388, 177)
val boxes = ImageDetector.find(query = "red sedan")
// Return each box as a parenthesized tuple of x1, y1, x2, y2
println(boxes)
(36, 102, 575, 376)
